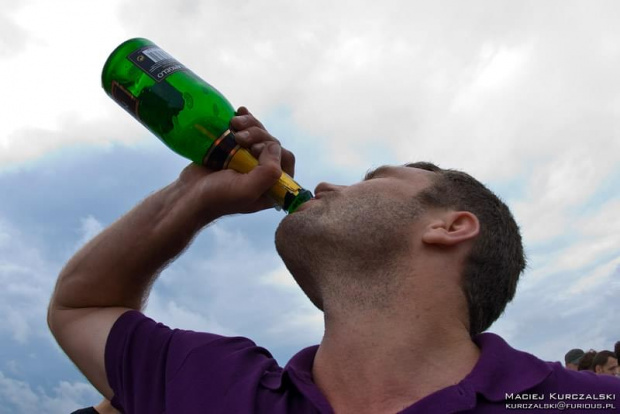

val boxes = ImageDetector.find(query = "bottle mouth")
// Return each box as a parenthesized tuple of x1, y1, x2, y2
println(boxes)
(285, 189, 314, 214)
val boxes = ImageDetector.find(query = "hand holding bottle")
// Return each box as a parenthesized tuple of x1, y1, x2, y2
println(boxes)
(230, 107, 296, 178)
(102, 38, 312, 213)
(177, 107, 297, 221)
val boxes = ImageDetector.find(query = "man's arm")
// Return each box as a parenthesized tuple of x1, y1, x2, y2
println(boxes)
(47, 108, 292, 398)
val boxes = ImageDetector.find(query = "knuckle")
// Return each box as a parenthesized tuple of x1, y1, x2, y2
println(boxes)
(247, 127, 270, 140)
(263, 164, 282, 180)
(251, 143, 266, 154)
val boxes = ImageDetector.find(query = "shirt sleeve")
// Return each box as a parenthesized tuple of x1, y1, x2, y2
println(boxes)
(105, 310, 281, 413)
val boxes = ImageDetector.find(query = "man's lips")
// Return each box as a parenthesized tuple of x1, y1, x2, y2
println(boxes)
(295, 198, 317, 211)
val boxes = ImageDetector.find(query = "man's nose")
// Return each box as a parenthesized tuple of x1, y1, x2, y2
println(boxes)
(314, 182, 346, 195)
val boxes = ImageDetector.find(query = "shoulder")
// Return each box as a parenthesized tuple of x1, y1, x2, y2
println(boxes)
(470, 333, 620, 398)
(106, 310, 273, 377)
(107, 311, 289, 412)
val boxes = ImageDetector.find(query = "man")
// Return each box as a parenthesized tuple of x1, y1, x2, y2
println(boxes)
(49, 108, 620, 413)
(578, 350, 598, 372)
(564, 348, 585, 371)
(592, 351, 619, 377)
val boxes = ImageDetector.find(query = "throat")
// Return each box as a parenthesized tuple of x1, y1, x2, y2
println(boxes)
(312, 313, 480, 413)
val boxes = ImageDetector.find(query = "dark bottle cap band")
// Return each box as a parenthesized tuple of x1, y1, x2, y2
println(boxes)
(203, 130, 238, 170)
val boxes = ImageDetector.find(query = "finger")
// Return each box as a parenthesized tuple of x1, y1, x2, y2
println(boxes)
(234, 126, 280, 147)
(250, 143, 265, 159)
(249, 142, 294, 178)
(236, 142, 282, 200)
(280, 147, 295, 178)
(231, 109, 295, 177)
(230, 110, 266, 132)
(235, 106, 250, 116)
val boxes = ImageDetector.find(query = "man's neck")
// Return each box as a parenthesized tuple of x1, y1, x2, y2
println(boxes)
(312, 297, 480, 414)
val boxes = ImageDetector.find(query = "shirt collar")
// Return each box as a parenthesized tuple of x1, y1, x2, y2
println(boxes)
(284, 345, 319, 383)
(279, 333, 553, 409)
(464, 332, 552, 401)
(283, 345, 334, 412)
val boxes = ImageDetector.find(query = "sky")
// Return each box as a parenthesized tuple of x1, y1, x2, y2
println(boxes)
(1, 0, 619, 412)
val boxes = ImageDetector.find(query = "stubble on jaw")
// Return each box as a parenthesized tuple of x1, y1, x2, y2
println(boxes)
(274, 191, 424, 312)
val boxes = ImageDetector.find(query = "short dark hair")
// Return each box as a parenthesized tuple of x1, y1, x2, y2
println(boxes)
(565, 348, 585, 365)
(578, 350, 597, 371)
(614, 341, 620, 360)
(592, 351, 617, 370)
(406, 162, 526, 336)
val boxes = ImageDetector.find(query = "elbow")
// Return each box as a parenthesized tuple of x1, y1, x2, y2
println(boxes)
(47, 293, 60, 338)
(47, 268, 73, 336)
(47, 275, 68, 338)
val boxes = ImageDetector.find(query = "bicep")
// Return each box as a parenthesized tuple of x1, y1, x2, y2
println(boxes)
(48, 307, 130, 399)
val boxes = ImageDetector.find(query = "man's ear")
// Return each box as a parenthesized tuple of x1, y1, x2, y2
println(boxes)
(422, 211, 480, 246)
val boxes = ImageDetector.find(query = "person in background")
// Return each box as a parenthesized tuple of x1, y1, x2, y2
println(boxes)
(592, 351, 619, 377)
(564, 348, 584, 371)
(578, 350, 598, 372)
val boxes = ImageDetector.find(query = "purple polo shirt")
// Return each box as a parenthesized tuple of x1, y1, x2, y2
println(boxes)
(106, 311, 620, 413)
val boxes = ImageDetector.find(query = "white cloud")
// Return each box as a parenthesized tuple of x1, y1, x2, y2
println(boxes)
(475, 43, 532, 90)
(3, 0, 619, 197)
(150, 219, 325, 354)
(0, 0, 134, 169)
(0, 218, 54, 344)
(259, 264, 298, 289)
(259, 265, 324, 345)
(0, 2, 33, 58)
(566, 257, 620, 296)
(453, 42, 533, 109)
(492, 261, 620, 362)
(513, 147, 614, 244)
(554, 235, 619, 274)
(2, 0, 620, 405)
(145, 292, 237, 337)
(74, 215, 105, 250)
(0, 371, 100, 414)
(0, 99, 145, 171)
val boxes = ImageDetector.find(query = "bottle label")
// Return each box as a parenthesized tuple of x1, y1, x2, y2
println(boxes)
(128, 46, 187, 82)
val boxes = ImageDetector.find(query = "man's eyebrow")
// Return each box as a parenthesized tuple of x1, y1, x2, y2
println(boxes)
(405, 162, 442, 172)
(363, 166, 392, 181)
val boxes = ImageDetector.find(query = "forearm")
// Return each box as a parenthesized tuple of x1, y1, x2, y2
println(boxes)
(46, 108, 288, 400)
(51, 177, 212, 311)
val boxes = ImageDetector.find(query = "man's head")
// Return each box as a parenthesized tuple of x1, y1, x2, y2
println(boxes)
(564, 348, 585, 371)
(404, 162, 526, 335)
(592, 351, 619, 376)
(275, 162, 525, 336)
(615, 341, 620, 361)
(578, 350, 597, 371)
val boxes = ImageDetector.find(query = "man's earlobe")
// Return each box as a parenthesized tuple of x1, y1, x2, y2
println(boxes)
(422, 211, 480, 246)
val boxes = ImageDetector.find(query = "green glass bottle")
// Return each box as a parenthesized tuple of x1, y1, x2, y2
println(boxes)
(101, 38, 312, 213)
